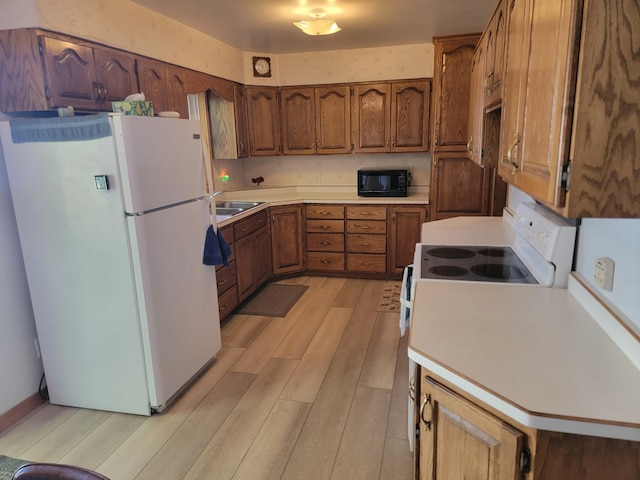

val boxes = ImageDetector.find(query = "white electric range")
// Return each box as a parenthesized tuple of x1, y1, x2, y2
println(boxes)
(403, 202, 577, 451)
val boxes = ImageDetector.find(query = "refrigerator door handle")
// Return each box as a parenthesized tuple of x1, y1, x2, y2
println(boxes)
(125, 195, 210, 216)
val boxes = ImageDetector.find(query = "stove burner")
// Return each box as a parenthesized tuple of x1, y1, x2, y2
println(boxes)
(426, 247, 475, 259)
(470, 264, 528, 280)
(476, 248, 513, 258)
(428, 265, 468, 277)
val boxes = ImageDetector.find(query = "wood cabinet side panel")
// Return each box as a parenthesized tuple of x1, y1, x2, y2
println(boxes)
(567, 0, 640, 218)
(0, 29, 48, 112)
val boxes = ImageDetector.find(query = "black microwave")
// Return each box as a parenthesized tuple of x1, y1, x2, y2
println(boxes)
(357, 169, 409, 197)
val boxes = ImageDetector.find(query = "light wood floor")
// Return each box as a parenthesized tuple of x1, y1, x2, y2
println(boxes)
(0, 277, 412, 479)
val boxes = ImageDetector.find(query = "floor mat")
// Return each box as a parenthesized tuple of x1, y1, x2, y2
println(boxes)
(377, 282, 401, 312)
(236, 283, 309, 317)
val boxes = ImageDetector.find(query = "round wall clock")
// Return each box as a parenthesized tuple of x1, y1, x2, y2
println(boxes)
(252, 56, 271, 77)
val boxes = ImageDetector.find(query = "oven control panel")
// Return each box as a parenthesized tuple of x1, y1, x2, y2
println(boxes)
(513, 203, 576, 262)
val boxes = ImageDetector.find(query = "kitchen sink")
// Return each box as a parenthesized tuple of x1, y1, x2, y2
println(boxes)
(214, 201, 264, 222)
(216, 201, 264, 210)
(215, 207, 244, 216)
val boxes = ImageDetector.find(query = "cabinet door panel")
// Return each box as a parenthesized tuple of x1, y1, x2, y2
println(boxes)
(233, 85, 250, 158)
(247, 87, 281, 156)
(389, 206, 427, 273)
(235, 235, 255, 302)
(271, 206, 303, 275)
(514, 0, 577, 206)
(254, 227, 271, 286)
(430, 152, 490, 220)
(316, 86, 351, 154)
(93, 48, 137, 105)
(419, 375, 524, 480)
(307, 233, 345, 252)
(391, 81, 431, 152)
(165, 66, 189, 119)
(136, 58, 167, 113)
(281, 87, 316, 154)
(42, 36, 98, 109)
(353, 83, 391, 153)
(433, 36, 479, 150)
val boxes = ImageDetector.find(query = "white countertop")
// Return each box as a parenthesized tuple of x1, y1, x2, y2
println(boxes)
(408, 275, 640, 441)
(214, 186, 429, 227)
(420, 211, 515, 245)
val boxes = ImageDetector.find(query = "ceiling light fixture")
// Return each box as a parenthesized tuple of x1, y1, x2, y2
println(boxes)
(293, 8, 341, 36)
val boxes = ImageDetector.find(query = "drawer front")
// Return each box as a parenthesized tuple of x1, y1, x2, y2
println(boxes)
(306, 219, 345, 233)
(307, 252, 345, 271)
(306, 204, 345, 219)
(346, 219, 387, 234)
(347, 234, 386, 254)
(215, 226, 235, 268)
(218, 285, 238, 320)
(346, 205, 387, 220)
(347, 254, 387, 272)
(233, 210, 268, 240)
(215, 262, 237, 294)
(307, 233, 345, 252)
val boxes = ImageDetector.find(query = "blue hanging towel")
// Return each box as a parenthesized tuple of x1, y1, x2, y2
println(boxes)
(203, 225, 231, 266)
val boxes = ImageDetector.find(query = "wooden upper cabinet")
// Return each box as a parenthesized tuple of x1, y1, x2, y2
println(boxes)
(391, 81, 431, 152)
(430, 152, 490, 220)
(432, 34, 480, 151)
(5, 29, 137, 112)
(246, 86, 281, 156)
(233, 85, 250, 158)
(352, 83, 392, 153)
(485, 1, 507, 105)
(468, 40, 486, 166)
(281, 87, 316, 155)
(92, 48, 137, 106)
(567, 0, 640, 217)
(136, 58, 189, 118)
(136, 58, 167, 113)
(164, 65, 189, 119)
(315, 85, 351, 154)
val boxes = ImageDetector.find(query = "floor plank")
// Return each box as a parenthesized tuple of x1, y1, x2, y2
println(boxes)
(135, 372, 256, 480)
(330, 385, 392, 480)
(280, 306, 353, 403)
(223, 315, 271, 348)
(332, 278, 366, 308)
(183, 358, 298, 480)
(386, 333, 410, 441)
(231, 400, 311, 480)
(272, 287, 340, 360)
(379, 437, 414, 480)
(359, 312, 401, 390)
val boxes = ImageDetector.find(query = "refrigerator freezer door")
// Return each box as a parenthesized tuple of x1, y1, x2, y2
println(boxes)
(112, 116, 207, 214)
(127, 197, 221, 409)
(0, 123, 151, 415)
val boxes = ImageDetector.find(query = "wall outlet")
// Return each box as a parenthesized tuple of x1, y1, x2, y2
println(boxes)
(594, 257, 614, 291)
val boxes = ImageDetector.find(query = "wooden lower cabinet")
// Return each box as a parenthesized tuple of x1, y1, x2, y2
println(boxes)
(215, 225, 237, 321)
(388, 205, 428, 274)
(414, 367, 640, 479)
(305, 204, 346, 273)
(417, 374, 524, 480)
(270, 205, 304, 275)
(234, 211, 270, 303)
(346, 205, 387, 273)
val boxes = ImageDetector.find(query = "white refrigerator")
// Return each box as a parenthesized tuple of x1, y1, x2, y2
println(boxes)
(0, 114, 221, 415)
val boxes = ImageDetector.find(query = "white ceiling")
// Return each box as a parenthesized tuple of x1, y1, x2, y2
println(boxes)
(131, 0, 498, 54)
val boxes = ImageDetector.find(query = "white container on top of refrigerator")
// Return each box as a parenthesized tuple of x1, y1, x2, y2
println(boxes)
(0, 114, 221, 415)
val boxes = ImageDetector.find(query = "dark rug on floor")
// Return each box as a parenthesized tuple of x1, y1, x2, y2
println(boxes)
(0, 455, 30, 480)
(236, 283, 309, 317)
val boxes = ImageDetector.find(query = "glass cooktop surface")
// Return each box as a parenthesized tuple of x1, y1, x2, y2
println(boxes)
(419, 245, 538, 284)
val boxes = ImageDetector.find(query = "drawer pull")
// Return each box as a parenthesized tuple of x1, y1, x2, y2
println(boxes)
(320, 259, 331, 264)
(320, 225, 330, 229)
(241, 227, 249, 232)
(218, 279, 226, 285)
(362, 243, 370, 246)
(320, 241, 331, 245)
(420, 393, 432, 430)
